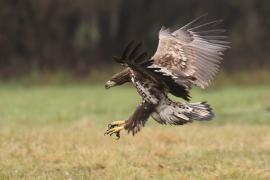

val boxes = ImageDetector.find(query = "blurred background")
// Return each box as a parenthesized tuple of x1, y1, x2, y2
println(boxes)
(0, 1, 270, 179)
(0, 0, 269, 79)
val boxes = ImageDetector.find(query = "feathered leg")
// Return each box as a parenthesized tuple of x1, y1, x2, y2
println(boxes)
(104, 101, 155, 139)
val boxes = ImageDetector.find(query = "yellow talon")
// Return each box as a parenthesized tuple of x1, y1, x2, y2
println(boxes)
(108, 120, 125, 126)
(104, 120, 126, 139)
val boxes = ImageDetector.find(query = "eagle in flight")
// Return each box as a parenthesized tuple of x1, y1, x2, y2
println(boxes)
(104, 15, 229, 139)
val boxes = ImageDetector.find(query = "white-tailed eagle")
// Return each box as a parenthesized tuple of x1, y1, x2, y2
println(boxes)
(104, 15, 230, 139)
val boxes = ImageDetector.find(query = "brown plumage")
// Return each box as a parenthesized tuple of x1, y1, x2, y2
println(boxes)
(152, 16, 229, 88)
(104, 15, 230, 138)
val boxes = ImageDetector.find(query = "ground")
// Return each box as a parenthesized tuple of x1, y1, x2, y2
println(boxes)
(0, 84, 269, 179)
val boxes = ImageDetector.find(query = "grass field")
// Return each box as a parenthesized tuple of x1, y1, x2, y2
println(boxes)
(0, 83, 270, 179)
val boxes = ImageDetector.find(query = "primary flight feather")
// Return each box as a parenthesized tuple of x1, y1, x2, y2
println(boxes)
(104, 15, 230, 139)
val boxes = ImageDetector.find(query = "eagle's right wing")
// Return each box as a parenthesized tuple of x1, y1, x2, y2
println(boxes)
(152, 15, 230, 88)
(113, 41, 191, 101)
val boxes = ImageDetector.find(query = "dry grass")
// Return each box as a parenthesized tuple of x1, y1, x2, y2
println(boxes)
(0, 122, 270, 179)
(0, 84, 269, 179)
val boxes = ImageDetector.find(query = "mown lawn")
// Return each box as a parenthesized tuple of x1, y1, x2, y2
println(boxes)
(0, 84, 270, 179)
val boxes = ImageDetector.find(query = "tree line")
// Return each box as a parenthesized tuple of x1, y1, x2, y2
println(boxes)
(0, 0, 269, 77)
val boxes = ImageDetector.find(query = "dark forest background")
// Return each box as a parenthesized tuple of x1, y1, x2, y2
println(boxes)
(0, 0, 269, 78)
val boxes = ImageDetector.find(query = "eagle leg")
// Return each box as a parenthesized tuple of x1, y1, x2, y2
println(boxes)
(104, 120, 126, 139)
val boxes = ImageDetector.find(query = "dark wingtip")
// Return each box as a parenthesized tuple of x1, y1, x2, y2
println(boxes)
(122, 40, 135, 59)
(128, 41, 143, 61)
(134, 52, 148, 64)
(113, 56, 123, 63)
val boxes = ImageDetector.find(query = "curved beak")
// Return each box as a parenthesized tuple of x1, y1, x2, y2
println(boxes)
(105, 80, 116, 89)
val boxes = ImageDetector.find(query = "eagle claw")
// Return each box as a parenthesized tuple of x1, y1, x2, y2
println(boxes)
(104, 120, 126, 139)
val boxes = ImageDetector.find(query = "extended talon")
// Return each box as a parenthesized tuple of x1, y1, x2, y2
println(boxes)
(105, 126, 124, 136)
(108, 120, 125, 127)
(104, 126, 124, 139)
(104, 120, 126, 139)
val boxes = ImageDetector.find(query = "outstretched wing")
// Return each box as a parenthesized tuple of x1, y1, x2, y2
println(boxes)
(124, 101, 155, 135)
(113, 41, 190, 101)
(152, 15, 230, 88)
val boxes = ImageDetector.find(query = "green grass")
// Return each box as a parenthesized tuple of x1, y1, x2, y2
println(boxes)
(0, 84, 269, 125)
(0, 83, 270, 179)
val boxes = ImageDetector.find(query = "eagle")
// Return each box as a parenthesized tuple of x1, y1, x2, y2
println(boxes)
(104, 15, 230, 139)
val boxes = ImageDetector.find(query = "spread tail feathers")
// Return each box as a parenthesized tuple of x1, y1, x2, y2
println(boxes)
(184, 101, 214, 121)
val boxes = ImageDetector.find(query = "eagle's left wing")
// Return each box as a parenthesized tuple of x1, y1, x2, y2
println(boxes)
(152, 15, 230, 88)
(113, 41, 191, 101)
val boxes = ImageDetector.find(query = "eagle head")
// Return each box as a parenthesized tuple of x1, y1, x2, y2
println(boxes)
(105, 68, 131, 89)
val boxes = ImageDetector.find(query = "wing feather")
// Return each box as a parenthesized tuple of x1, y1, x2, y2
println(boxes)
(152, 16, 230, 88)
(113, 41, 191, 101)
